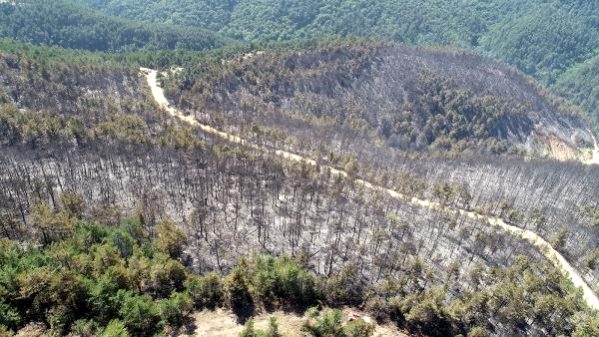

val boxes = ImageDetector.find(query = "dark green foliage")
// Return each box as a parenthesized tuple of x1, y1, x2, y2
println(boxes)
(158, 292, 193, 326)
(225, 258, 255, 320)
(302, 309, 374, 337)
(0, 302, 20, 329)
(0, 1, 226, 52)
(115, 291, 161, 336)
(302, 309, 345, 337)
(101, 319, 130, 337)
(555, 54, 599, 131)
(479, 3, 598, 84)
(251, 255, 319, 307)
(74, 0, 598, 81)
(185, 273, 224, 309)
(224, 255, 321, 320)
(0, 221, 191, 336)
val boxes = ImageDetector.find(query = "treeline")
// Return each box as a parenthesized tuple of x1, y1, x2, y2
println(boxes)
(0, 210, 320, 336)
(0, 38, 243, 70)
(0, 0, 226, 53)
(0, 217, 193, 337)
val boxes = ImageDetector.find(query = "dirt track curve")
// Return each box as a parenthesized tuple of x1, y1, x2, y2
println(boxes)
(141, 68, 599, 311)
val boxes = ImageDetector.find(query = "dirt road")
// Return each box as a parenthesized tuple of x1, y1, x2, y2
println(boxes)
(141, 68, 599, 311)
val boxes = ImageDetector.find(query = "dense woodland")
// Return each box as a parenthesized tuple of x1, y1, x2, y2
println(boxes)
(0, 1, 226, 52)
(75, 0, 599, 79)
(556, 55, 599, 131)
(0, 3, 598, 336)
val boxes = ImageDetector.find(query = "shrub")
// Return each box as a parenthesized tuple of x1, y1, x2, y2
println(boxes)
(115, 291, 161, 337)
(185, 273, 224, 309)
(252, 256, 319, 307)
(0, 302, 20, 330)
(302, 309, 344, 336)
(69, 319, 101, 337)
(158, 292, 193, 326)
(102, 320, 130, 337)
(0, 325, 12, 337)
(345, 319, 375, 337)
(155, 220, 187, 259)
(225, 258, 254, 318)
(324, 264, 363, 306)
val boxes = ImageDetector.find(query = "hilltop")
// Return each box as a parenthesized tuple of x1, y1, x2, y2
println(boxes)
(165, 42, 595, 160)
(72, 0, 599, 131)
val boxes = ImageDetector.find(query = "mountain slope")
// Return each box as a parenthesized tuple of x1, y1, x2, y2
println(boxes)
(74, 0, 599, 80)
(0, 0, 227, 52)
(166, 43, 594, 159)
(146, 67, 599, 311)
(555, 54, 599, 131)
(72, 0, 599, 130)
(0, 47, 598, 337)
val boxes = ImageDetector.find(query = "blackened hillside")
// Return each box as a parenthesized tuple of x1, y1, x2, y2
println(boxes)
(167, 43, 594, 159)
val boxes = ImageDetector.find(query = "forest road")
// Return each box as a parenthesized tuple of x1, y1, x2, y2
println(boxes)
(141, 68, 599, 311)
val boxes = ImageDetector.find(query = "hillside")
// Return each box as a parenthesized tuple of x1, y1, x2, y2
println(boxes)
(0, 45, 598, 336)
(0, 0, 226, 52)
(72, 0, 599, 131)
(555, 54, 599, 131)
(165, 43, 594, 160)
(0, 2, 598, 332)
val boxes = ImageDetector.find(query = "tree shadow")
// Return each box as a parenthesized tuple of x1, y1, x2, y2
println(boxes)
(180, 316, 198, 336)
(232, 297, 256, 324)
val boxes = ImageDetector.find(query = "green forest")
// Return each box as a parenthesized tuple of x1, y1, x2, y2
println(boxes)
(0, 1, 226, 52)
(74, 0, 599, 82)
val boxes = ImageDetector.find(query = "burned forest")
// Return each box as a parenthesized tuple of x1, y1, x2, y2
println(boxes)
(0, 19, 598, 337)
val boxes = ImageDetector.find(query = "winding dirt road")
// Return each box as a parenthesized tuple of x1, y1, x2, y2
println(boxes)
(141, 68, 599, 311)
